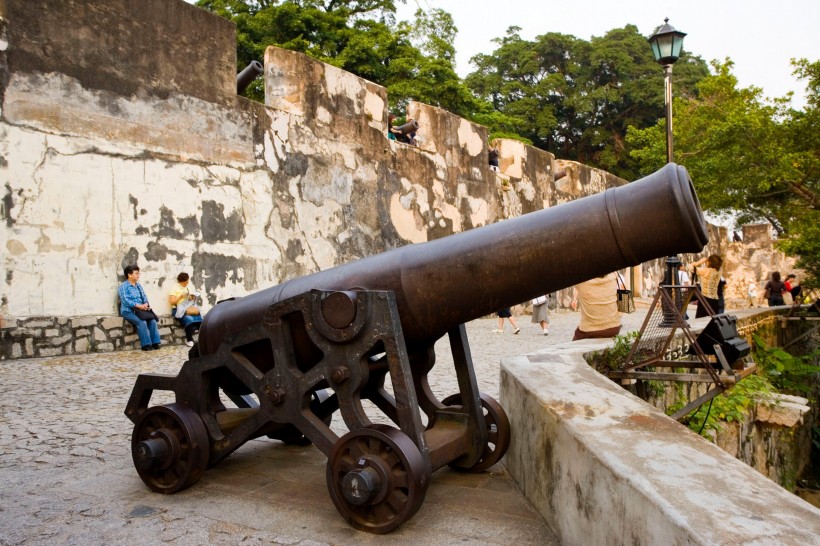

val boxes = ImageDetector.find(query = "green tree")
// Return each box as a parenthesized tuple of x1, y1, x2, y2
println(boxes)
(196, 0, 482, 118)
(626, 59, 820, 285)
(465, 25, 707, 179)
(387, 9, 484, 118)
(197, 0, 410, 101)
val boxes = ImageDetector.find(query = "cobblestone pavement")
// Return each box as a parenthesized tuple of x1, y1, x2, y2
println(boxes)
(0, 309, 648, 545)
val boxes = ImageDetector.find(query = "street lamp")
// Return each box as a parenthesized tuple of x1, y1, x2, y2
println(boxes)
(648, 18, 687, 163)
(648, 18, 687, 326)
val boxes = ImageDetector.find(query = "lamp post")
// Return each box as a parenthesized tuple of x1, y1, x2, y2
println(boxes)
(648, 18, 687, 326)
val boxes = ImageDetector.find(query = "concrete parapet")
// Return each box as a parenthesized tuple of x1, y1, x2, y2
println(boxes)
(500, 336, 820, 545)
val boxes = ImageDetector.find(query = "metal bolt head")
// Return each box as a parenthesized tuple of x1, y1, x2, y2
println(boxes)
(331, 365, 350, 383)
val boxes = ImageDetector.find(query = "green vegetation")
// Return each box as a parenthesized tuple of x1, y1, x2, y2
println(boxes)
(751, 334, 820, 396)
(671, 373, 774, 438)
(671, 335, 819, 438)
(588, 331, 639, 373)
(627, 59, 820, 286)
(465, 25, 708, 179)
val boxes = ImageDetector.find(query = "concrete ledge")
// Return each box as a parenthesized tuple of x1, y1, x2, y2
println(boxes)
(500, 338, 820, 545)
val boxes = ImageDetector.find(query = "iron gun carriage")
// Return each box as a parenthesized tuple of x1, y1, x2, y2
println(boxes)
(124, 163, 708, 533)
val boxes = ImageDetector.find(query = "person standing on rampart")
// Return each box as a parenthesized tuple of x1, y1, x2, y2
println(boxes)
(691, 255, 723, 318)
(571, 273, 621, 341)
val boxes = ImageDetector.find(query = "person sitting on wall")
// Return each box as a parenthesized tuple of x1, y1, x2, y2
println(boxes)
(785, 274, 802, 301)
(488, 146, 499, 171)
(168, 272, 203, 347)
(118, 265, 161, 351)
(387, 114, 398, 141)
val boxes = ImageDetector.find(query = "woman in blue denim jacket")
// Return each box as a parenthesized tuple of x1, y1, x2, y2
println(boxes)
(118, 265, 161, 351)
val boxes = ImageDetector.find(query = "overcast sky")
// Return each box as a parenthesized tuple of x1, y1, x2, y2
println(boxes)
(396, 0, 819, 109)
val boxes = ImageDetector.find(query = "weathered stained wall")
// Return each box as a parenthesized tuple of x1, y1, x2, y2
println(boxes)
(0, 0, 566, 358)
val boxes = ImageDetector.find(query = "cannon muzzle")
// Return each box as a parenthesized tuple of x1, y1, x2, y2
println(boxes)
(393, 120, 418, 136)
(236, 60, 263, 94)
(199, 163, 707, 352)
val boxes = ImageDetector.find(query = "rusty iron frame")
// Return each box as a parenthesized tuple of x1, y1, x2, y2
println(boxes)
(611, 285, 756, 422)
(125, 289, 493, 469)
(124, 289, 506, 532)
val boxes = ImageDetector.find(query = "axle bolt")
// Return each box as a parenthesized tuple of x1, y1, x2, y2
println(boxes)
(269, 387, 286, 405)
(331, 366, 350, 383)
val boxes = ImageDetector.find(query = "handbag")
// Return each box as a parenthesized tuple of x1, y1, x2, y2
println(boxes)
(548, 293, 558, 311)
(616, 273, 635, 314)
(135, 308, 158, 322)
(531, 295, 547, 306)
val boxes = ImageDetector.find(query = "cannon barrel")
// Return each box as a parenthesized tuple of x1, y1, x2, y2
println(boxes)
(236, 60, 263, 94)
(198, 163, 707, 353)
(394, 120, 418, 136)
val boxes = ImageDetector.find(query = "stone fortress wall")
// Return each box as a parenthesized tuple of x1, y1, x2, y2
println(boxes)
(0, 0, 795, 359)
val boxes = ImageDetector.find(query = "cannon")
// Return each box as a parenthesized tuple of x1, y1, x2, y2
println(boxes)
(236, 60, 263, 94)
(124, 163, 708, 533)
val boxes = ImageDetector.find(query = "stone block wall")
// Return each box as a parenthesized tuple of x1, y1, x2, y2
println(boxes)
(1, 315, 188, 359)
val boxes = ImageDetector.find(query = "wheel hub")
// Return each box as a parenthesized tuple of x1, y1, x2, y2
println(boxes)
(341, 465, 381, 506)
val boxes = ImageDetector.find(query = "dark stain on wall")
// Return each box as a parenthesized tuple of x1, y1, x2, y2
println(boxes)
(201, 200, 244, 243)
(2, 184, 14, 227)
(128, 195, 139, 220)
(179, 215, 200, 237)
(191, 252, 258, 304)
(145, 241, 182, 262)
(157, 207, 182, 238)
(285, 239, 303, 261)
(284, 152, 309, 177)
(155, 207, 199, 239)
(120, 248, 141, 275)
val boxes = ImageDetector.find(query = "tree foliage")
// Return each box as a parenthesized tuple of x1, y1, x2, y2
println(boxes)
(464, 25, 708, 179)
(195, 1, 485, 117)
(626, 59, 820, 285)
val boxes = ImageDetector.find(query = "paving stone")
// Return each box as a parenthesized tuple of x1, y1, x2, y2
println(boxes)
(0, 309, 645, 544)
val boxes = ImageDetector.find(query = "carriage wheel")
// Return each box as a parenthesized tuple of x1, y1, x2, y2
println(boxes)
(441, 393, 511, 473)
(326, 424, 429, 534)
(131, 403, 210, 494)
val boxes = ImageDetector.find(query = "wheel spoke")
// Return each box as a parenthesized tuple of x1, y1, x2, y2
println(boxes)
(391, 468, 408, 488)
(385, 489, 407, 513)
